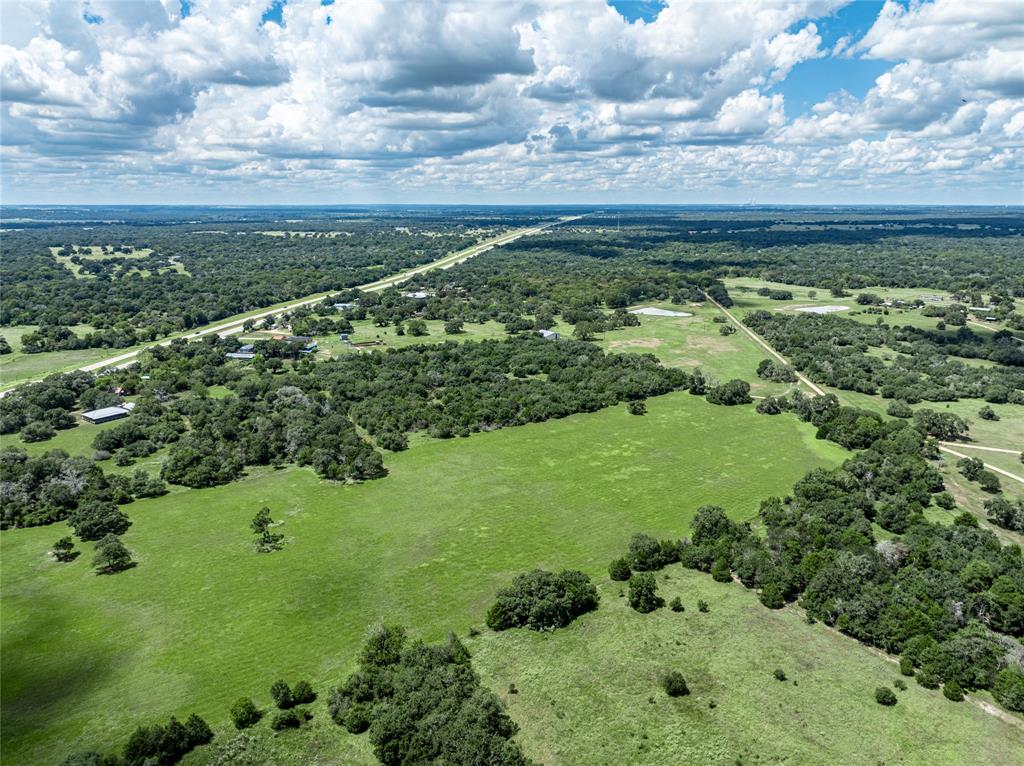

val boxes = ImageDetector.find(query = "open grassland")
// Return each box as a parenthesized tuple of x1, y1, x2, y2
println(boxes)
(470, 572, 1024, 766)
(1, 394, 847, 765)
(596, 302, 799, 397)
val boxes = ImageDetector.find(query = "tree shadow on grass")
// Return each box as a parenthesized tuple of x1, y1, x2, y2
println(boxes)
(1, 592, 122, 761)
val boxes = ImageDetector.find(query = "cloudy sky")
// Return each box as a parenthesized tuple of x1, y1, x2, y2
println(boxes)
(1, 0, 1021, 204)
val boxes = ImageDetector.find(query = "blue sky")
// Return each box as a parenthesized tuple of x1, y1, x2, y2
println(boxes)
(1, 0, 1021, 204)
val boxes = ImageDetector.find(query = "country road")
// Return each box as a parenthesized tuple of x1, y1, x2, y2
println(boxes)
(702, 293, 1023, 484)
(5, 216, 578, 386)
(702, 291, 826, 397)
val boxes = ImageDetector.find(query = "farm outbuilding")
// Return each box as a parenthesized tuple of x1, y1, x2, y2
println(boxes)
(82, 403, 134, 424)
(538, 329, 560, 340)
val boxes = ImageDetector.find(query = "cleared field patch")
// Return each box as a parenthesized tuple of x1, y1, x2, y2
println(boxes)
(0, 325, 106, 389)
(597, 303, 796, 396)
(49, 245, 153, 278)
(470, 572, 1024, 766)
(1, 394, 846, 765)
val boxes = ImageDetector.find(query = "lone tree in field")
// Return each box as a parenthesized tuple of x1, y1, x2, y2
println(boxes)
(91, 534, 134, 574)
(661, 671, 689, 697)
(627, 400, 647, 416)
(875, 687, 898, 706)
(444, 318, 464, 334)
(52, 536, 78, 562)
(628, 572, 663, 613)
(251, 507, 284, 552)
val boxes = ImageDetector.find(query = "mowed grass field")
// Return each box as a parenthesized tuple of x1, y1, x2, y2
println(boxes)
(597, 303, 802, 397)
(470, 572, 1024, 766)
(1, 394, 848, 765)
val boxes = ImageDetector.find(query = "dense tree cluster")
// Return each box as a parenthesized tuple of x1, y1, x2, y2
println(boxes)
(2, 217, 477, 347)
(0, 447, 165, 529)
(485, 570, 599, 631)
(328, 625, 535, 765)
(59, 712, 213, 766)
(743, 311, 1024, 403)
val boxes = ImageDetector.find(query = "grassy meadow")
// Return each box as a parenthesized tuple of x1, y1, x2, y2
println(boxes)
(1, 393, 848, 765)
(471, 572, 1024, 766)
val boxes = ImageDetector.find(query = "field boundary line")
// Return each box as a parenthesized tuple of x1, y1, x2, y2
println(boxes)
(702, 291, 826, 397)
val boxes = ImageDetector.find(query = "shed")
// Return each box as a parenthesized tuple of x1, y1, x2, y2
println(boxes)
(238, 343, 255, 353)
(82, 405, 133, 425)
(538, 329, 560, 340)
(226, 352, 256, 360)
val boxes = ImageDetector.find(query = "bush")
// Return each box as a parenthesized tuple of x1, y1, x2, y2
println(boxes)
(627, 400, 647, 416)
(916, 671, 940, 689)
(661, 671, 689, 697)
(628, 572, 663, 613)
(894, 679, 907, 691)
(697, 599, 709, 613)
(978, 405, 999, 421)
(710, 558, 732, 583)
(608, 556, 632, 581)
(627, 533, 680, 571)
(759, 582, 785, 609)
(270, 710, 303, 731)
(271, 679, 294, 709)
(886, 400, 913, 418)
(899, 656, 915, 676)
(52, 536, 78, 562)
(773, 669, 787, 681)
(669, 596, 684, 612)
(230, 698, 261, 730)
(943, 680, 964, 701)
(292, 680, 316, 705)
(933, 491, 956, 510)
(978, 470, 1001, 494)
(875, 687, 897, 706)
(486, 569, 599, 631)
(992, 666, 1024, 712)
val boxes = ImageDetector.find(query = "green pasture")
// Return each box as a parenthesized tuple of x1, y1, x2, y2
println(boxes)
(471, 571, 1024, 766)
(1, 393, 846, 765)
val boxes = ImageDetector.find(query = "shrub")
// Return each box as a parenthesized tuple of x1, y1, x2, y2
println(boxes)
(669, 596, 684, 612)
(270, 679, 294, 709)
(899, 657, 915, 676)
(230, 698, 261, 730)
(894, 679, 907, 691)
(978, 471, 1001, 494)
(628, 533, 680, 571)
(271, 710, 303, 731)
(886, 400, 913, 418)
(628, 572, 663, 613)
(52, 536, 78, 562)
(773, 669, 787, 682)
(292, 680, 316, 704)
(486, 569, 599, 631)
(705, 379, 752, 406)
(978, 405, 999, 421)
(608, 556, 632, 581)
(943, 680, 964, 701)
(916, 671, 940, 689)
(627, 400, 647, 416)
(992, 666, 1024, 712)
(661, 671, 689, 697)
(933, 491, 956, 510)
(697, 599, 709, 613)
(875, 687, 897, 706)
(710, 558, 732, 583)
(759, 583, 785, 609)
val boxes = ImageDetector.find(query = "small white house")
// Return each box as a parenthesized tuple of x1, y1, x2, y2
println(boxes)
(538, 329, 560, 340)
